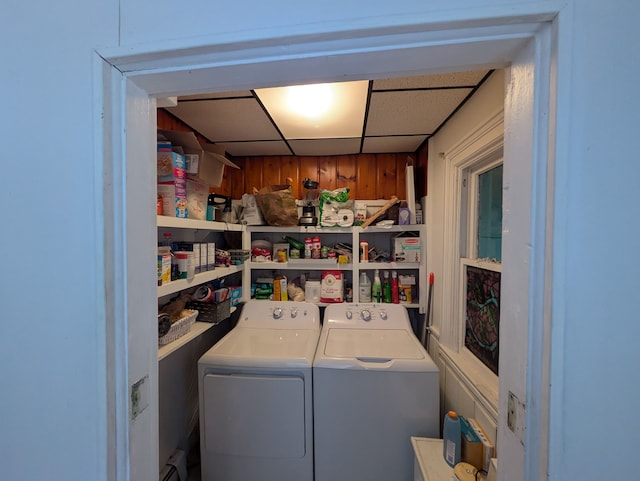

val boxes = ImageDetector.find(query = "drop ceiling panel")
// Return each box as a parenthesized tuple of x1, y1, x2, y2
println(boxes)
(167, 98, 281, 141)
(362, 135, 428, 154)
(255, 81, 368, 139)
(366, 89, 472, 136)
(220, 140, 292, 157)
(288, 138, 361, 156)
(372, 70, 488, 89)
(163, 70, 494, 157)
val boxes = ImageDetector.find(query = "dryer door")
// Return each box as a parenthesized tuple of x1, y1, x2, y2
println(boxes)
(202, 373, 306, 458)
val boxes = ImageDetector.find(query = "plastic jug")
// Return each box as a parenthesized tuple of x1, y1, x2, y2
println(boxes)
(359, 272, 372, 302)
(442, 410, 461, 467)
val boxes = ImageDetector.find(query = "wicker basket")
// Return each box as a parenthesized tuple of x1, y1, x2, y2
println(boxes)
(158, 309, 198, 345)
(187, 299, 231, 325)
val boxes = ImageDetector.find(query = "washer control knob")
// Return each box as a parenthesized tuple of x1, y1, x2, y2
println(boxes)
(361, 309, 372, 321)
(380, 310, 388, 320)
(346, 310, 353, 320)
(273, 307, 284, 319)
(291, 308, 298, 318)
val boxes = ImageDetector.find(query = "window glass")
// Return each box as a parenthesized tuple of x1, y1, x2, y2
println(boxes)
(477, 164, 503, 261)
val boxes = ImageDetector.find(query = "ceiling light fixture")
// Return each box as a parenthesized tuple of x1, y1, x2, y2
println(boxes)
(255, 80, 368, 139)
(286, 83, 333, 119)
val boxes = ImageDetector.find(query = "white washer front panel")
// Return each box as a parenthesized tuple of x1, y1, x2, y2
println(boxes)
(203, 373, 305, 458)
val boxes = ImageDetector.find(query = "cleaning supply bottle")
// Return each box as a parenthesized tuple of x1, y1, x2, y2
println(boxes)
(391, 270, 399, 304)
(442, 411, 462, 467)
(206, 194, 215, 221)
(382, 270, 392, 303)
(359, 271, 372, 302)
(372, 269, 382, 303)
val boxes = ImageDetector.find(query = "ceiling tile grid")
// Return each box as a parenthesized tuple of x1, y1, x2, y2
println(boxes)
(164, 70, 493, 157)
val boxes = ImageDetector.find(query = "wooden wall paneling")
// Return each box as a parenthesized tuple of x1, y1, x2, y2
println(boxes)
(226, 158, 245, 199)
(415, 142, 429, 198)
(279, 157, 301, 198)
(376, 155, 400, 200)
(337, 156, 358, 198)
(356, 154, 378, 199)
(243, 158, 264, 194)
(319, 158, 338, 191)
(299, 158, 319, 185)
(397, 155, 410, 201)
(261, 157, 284, 188)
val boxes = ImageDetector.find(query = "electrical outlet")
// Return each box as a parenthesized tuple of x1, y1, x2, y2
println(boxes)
(507, 390, 526, 445)
(130, 375, 149, 420)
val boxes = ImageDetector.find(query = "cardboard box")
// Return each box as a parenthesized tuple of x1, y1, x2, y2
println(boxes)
(460, 415, 484, 470)
(157, 151, 186, 183)
(186, 178, 209, 220)
(158, 179, 208, 220)
(157, 129, 240, 187)
(229, 286, 242, 306)
(393, 232, 421, 262)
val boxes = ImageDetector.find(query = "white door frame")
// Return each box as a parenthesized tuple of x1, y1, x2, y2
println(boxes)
(99, 13, 560, 481)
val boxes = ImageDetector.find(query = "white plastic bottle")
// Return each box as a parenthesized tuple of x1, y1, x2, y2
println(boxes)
(442, 410, 462, 467)
(359, 271, 372, 302)
(372, 269, 382, 303)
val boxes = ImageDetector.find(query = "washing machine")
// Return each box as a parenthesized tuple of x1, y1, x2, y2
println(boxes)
(198, 300, 320, 481)
(313, 303, 439, 481)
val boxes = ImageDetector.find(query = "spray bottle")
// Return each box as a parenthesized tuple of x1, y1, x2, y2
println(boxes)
(372, 269, 382, 303)
(382, 270, 392, 303)
(391, 270, 399, 304)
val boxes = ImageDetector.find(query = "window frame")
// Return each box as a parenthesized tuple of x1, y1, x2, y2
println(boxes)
(438, 124, 504, 409)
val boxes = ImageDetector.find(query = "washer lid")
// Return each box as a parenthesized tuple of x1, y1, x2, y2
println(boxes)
(324, 328, 424, 360)
(200, 327, 320, 367)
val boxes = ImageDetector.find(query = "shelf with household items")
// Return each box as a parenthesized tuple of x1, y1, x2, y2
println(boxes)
(244, 223, 427, 312)
(157, 215, 245, 359)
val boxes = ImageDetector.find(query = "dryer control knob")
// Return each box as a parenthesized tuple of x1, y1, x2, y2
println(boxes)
(380, 310, 388, 320)
(291, 308, 298, 318)
(273, 307, 284, 319)
(361, 309, 372, 321)
(346, 310, 353, 320)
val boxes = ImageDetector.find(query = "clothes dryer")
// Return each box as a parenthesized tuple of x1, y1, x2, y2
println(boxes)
(198, 300, 320, 481)
(313, 303, 439, 481)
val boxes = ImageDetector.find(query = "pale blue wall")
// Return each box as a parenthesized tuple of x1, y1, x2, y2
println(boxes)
(0, 1, 118, 481)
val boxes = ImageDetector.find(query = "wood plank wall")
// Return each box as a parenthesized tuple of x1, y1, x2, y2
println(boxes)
(157, 108, 428, 200)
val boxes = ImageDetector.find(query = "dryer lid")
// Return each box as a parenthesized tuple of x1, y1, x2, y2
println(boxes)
(323, 328, 424, 360)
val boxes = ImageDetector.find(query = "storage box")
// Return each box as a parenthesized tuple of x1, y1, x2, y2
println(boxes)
(460, 415, 484, 470)
(158, 178, 209, 221)
(186, 178, 209, 220)
(157, 151, 186, 183)
(157, 129, 240, 187)
(229, 286, 243, 306)
(187, 299, 231, 325)
(393, 232, 421, 262)
(157, 151, 187, 218)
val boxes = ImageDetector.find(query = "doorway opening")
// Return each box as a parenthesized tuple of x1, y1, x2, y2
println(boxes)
(101, 17, 555, 481)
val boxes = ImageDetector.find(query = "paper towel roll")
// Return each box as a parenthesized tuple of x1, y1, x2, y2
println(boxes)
(193, 285, 214, 302)
(337, 209, 354, 227)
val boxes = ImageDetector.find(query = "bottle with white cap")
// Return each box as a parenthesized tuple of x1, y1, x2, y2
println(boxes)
(359, 271, 372, 302)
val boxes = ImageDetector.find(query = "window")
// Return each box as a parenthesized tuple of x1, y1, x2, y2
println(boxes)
(461, 160, 502, 375)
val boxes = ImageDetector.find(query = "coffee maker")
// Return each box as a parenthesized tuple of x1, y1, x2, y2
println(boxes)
(298, 178, 319, 226)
